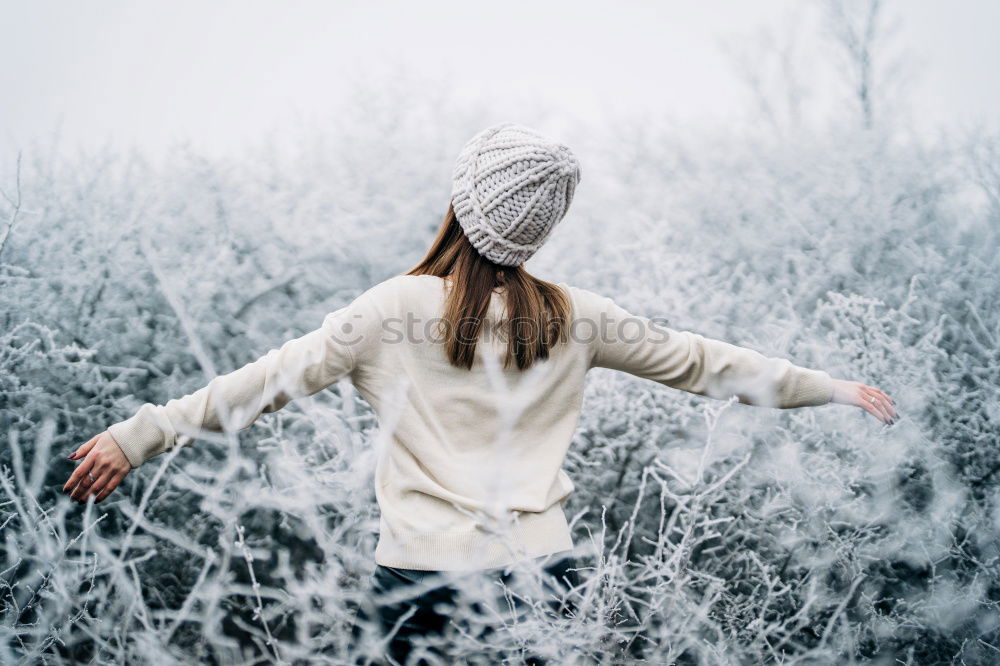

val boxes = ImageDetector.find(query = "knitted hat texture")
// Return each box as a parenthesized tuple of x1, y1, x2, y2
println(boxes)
(450, 122, 581, 266)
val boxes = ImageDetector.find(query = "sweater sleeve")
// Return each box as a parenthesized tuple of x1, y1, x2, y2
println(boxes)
(571, 286, 834, 409)
(107, 287, 383, 469)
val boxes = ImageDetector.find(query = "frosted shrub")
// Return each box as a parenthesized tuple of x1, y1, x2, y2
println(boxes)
(2, 89, 998, 665)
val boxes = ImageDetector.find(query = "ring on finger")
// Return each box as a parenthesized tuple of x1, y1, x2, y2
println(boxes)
(869, 396, 877, 405)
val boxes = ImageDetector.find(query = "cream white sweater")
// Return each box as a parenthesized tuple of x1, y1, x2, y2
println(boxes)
(107, 274, 834, 571)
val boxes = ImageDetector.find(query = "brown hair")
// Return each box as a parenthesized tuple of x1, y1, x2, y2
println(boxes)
(405, 202, 571, 371)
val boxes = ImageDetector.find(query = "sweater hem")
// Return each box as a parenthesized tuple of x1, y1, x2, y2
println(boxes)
(374, 504, 575, 571)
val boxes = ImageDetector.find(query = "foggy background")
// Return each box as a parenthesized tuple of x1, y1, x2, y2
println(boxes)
(3, 0, 999, 160)
(2, 1, 998, 664)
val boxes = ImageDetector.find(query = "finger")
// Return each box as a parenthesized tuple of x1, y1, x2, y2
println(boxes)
(858, 400, 879, 422)
(868, 386, 896, 411)
(858, 394, 890, 424)
(68, 433, 101, 461)
(877, 390, 899, 419)
(875, 388, 895, 406)
(70, 475, 93, 502)
(877, 395, 898, 423)
(70, 460, 106, 501)
(866, 386, 898, 416)
(875, 400, 893, 425)
(875, 398, 892, 425)
(94, 470, 128, 504)
(73, 466, 107, 503)
(80, 469, 116, 504)
(63, 455, 97, 493)
(860, 389, 894, 424)
(885, 400, 899, 421)
(874, 397, 893, 424)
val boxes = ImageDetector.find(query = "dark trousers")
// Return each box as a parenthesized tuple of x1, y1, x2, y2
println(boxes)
(369, 553, 582, 665)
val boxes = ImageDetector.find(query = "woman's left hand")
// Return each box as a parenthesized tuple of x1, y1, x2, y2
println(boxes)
(62, 431, 132, 504)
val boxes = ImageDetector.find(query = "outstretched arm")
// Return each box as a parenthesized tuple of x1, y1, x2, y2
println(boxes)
(62, 286, 382, 503)
(574, 286, 896, 421)
(104, 305, 363, 468)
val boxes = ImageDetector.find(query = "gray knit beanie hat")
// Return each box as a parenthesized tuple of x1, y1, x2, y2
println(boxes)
(450, 122, 581, 266)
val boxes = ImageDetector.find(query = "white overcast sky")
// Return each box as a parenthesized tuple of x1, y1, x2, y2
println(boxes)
(2, 0, 998, 162)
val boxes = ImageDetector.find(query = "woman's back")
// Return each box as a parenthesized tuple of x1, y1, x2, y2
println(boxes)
(350, 273, 591, 571)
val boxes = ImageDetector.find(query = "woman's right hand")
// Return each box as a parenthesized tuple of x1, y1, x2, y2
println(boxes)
(831, 379, 898, 425)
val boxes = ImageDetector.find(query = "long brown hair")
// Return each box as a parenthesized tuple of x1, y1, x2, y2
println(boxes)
(405, 202, 571, 371)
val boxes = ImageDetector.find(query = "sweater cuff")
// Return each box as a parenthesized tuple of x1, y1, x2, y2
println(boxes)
(782, 367, 834, 408)
(106, 407, 168, 469)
